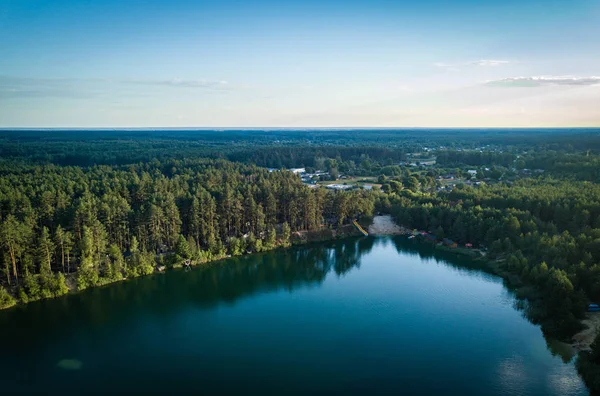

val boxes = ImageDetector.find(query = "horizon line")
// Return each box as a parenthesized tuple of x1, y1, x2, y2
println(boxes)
(1, 126, 599, 131)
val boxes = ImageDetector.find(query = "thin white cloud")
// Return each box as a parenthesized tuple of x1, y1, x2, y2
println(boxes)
(469, 60, 510, 66)
(0, 76, 99, 99)
(486, 76, 600, 87)
(0, 76, 233, 100)
(434, 59, 512, 70)
(126, 78, 231, 90)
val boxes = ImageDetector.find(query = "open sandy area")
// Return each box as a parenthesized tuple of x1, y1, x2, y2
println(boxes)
(368, 215, 409, 235)
(573, 312, 600, 351)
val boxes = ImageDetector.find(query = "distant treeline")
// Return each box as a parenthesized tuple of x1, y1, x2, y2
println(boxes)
(228, 146, 407, 169)
(435, 150, 516, 167)
(525, 153, 600, 183)
(1, 129, 598, 168)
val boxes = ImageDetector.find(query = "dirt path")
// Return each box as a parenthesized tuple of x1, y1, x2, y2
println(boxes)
(572, 312, 600, 351)
(368, 215, 409, 235)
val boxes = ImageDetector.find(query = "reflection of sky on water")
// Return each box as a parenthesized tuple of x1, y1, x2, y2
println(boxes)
(548, 363, 586, 396)
(497, 355, 528, 395)
(496, 342, 581, 395)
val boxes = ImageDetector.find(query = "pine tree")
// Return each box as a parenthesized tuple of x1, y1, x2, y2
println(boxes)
(64, 231, 74, 273)
(266, 227, 277, 249)
(38, 226, 54, 274)
(54, 225, 66, 273)
(175, 235, 192, 259)
(282, 222, 291, 247)
(0, 215, 32, 285)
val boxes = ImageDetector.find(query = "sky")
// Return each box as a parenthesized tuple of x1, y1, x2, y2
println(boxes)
(0, 0, 599, 127)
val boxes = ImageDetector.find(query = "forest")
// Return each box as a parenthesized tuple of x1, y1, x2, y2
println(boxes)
(0, 158, 376, 307)
(2, 128, 600, 392)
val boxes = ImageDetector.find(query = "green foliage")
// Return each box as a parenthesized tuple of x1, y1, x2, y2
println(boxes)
(246, 233, 257, 252)
(107, 244, 125, 281)
(0, 215, 32, 285)
(53, 273, 69, 296)
(126, 251, 155, 278)
(18, 272, 69, 300)
(228, 237, 244, 256)
(0, 153, 379, 308)
(175, 235, 192, 259)
(253, 238, 263, 253)
(138, 252, 156, 275)
(21, 273, 41, 301)
(165, 253, 183, 268)
(0, 286, 16, 309)
(265, 228, 277, 249)
(77, 267, 99, 291)
(281, 223, 291, 247)
(37, 226, 54, 274)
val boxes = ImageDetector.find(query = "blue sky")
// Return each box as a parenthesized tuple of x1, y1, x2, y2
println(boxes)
(0, 0, 599, 127)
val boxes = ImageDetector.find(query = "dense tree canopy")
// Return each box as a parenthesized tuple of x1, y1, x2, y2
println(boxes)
(0, 158, 376, 304)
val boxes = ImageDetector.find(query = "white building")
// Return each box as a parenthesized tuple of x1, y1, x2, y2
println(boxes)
(325, 184, 352, 190)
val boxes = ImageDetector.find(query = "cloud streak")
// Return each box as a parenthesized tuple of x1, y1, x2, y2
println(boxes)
(470, 60, 510, 66)
(485, 76, 600, 87)
(0, 76, 233, 100)
(125, 78, 231, 90)
(0, 76, 100, 99)
(434, 59, 512, 70)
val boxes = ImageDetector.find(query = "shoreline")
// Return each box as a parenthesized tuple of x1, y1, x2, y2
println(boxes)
(368, 215, 598, 352)
(572, 313, 600, 352)
(1, 224, 364, 311)
(4, 215, 598, 354)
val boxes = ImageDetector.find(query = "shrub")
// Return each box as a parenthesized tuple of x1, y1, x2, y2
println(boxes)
(0, 286, 16, 309)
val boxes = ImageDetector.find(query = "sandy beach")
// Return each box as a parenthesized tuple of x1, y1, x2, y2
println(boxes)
(368, 215, 410, 235)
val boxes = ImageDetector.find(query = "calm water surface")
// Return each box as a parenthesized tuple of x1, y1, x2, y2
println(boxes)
(0, 237, 587, 395)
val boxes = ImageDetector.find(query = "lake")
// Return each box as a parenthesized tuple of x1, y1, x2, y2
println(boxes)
(0, 236, 587, 395)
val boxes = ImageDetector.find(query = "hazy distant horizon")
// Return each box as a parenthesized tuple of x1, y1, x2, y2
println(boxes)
(2, 126, 599, 132)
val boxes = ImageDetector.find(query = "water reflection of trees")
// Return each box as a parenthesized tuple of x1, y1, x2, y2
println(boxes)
(0, 236, 573, 367)
(332, 237, 376, 276)
(387, 236, 578, 364)
(389, 237, 497, 280)
(0, 238, 376, 346)
(544, 335, 576, 363)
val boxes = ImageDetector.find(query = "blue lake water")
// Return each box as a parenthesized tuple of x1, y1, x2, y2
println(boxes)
(0, 236, 587, 395)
